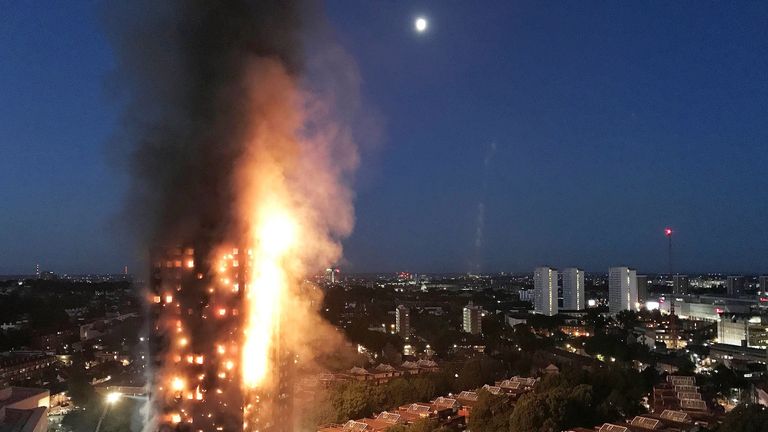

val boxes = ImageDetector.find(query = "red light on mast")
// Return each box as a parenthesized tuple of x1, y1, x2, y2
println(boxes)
(664, 228, 672, 237)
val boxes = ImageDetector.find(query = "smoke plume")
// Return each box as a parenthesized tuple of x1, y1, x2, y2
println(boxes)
(106, 1, 362, 430)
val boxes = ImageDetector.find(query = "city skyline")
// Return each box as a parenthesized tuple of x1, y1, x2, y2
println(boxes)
(3, 2, 768, 275)
(4, 3, 768, 432)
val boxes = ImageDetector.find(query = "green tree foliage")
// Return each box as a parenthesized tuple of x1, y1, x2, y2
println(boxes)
(673, 356, 696, 375)
(306, 373, 448, 426)
(708, 364, 746, 396)
(387, 418, 440, 432)
(509, 325, 538, 351)
(614, 310, 639, 331)
(468, 389, 514, 432)
(333, 382, 382, 421)
(527, 315, 563, 332)
(67, 361, 96, 406)
(508, 367, 648, 431)
(409, 418, 440, 432)
(583, 331, 650, 363)
(509, 384, 593, 432)
(583, 309, 609, 332)
(345, 318, 404, 354)
(454, 357, 504, 392)
(716, 404, 768, 432)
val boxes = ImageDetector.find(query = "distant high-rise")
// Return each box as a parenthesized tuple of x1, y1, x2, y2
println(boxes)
(561, 268, 584, 311)
(609, 267, 638, 314)
(636, 275, 649, 303)
(463, 303, 482, 335)
(534, 267, 558, 316)
(760, 276, 768, 294)
(673, 275, 690, 296)
(727, 276, 745, 297)
(395, 305, 410, 338)
(325, 267, 340, 283)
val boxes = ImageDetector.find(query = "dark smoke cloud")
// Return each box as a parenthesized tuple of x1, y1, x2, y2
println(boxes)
(105, 0, 306, 251)
(105, 2, 375, 430)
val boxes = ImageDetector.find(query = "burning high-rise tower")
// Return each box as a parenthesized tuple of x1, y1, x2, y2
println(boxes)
(110, 1, 364, 430)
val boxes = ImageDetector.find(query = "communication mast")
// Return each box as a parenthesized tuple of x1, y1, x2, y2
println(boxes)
(665, 227, 679, 350)
(665, 227, 673, 275)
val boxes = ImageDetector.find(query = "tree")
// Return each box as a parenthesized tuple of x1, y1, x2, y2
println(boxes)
(382, 342, 403, 365)
(509, 325, 538, 351)
(708, 364, 745, 396)
(508, 384, 594, 432)
(300, 392, 337, 429)
(387, 419, 439, 432)
(673, 356, 695, 375)
(615, 310, 639, 331)
(468, 390, 514, 432)
(383, 378, 412, 409)
(716, 404, 768, 432)
(67, 363, 95, 406)
(454, 357, 503, 392)
(331, 382, 381, 421)
(409, 418, 439, 432)
(410, 376, 437, 403)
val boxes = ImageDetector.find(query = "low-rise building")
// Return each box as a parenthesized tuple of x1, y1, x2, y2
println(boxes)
(0, 352, 56, 388)
(652, 376, 708, 415)
(0, 386, 49, 432)
(717, 313, 768, 348)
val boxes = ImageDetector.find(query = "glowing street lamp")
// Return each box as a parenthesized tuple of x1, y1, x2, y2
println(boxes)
(95, 392, 122, 432)
(105, 392, 122, 404)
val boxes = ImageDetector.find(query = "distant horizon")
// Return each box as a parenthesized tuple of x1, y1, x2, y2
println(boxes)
(1, 266, 765, 279)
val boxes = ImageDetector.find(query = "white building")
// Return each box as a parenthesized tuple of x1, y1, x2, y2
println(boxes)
(0, 387, 49, 432)
(718, 314, 768, 348)
(463, 303, 482, 335)
(534, 267, 558, 316)
(561, 268, 584, 311)
(609, 267, 638, 314)
(395, 305, 410, 338)
(518, 289, 534, 302)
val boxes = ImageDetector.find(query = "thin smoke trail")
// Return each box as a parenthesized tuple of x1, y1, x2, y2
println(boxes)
(471, 141, 497, 272)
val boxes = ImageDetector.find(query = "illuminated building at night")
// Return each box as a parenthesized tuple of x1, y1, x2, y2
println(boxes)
(673, 275, 690, 296)
(609, 267, 638, 314)
(462, 303, 482, 335)
(534, 267, 558, 316)
(718, 314, 768, 348)
(395, 305, 410, 338)
(561, 268, 584, 311)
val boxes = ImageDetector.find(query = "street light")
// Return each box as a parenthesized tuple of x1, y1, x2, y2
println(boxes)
(105, 392, 121, 404)
(95, 392, 122, 432)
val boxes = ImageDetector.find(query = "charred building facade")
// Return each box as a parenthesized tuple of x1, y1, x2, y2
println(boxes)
(150, 246, 295, 431)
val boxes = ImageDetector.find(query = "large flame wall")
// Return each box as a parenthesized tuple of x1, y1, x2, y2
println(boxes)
(148, 57, 358, 431)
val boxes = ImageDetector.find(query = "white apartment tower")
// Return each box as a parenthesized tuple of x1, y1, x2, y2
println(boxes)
(395, 305, 410, 338)
(609, 267, 638, 314)
(463, 303, 482, 335)
(562, 268, 585, 311)
(534, 267, 558, 316)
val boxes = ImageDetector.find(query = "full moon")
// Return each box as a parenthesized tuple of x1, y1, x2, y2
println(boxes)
(415, 17, 428, 33)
